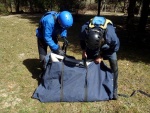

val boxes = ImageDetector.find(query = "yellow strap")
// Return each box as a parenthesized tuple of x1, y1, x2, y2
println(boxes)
(89, 18, 112, 29)
(89, 18, 94, 28)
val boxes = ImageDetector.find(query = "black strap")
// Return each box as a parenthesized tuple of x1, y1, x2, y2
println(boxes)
(39, 12, 57, 29)
(130, 90, 150, 97)
(118, 90, 150, 98)
(52, 14, 56, 23)
(60, 62, 64, 101)
(84, 58, 88, 101)
(62, 38, 68, 54)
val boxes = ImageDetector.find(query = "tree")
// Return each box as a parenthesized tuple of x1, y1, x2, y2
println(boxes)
(98, 0, 102, 16)
(14, 0, 20, 13)
(127, 0, 136, 24)
(28, 0, 34, 13)
(138, 0, 150, 32)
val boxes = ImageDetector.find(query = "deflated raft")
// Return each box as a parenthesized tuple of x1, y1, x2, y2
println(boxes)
(32, 53, 114, 102)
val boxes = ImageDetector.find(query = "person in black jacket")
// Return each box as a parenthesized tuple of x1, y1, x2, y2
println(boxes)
(79, 16, 120, 100)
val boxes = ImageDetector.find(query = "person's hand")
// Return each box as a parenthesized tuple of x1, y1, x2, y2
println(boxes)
(53, 47, 65, 56)
(82, 50, 87, 59)
(94, 56, 103, 64)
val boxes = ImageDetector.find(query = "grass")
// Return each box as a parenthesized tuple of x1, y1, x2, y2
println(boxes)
(0, 13, 150, 113)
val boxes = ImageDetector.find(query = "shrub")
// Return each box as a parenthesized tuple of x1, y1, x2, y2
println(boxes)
(0, 4, 9, 15)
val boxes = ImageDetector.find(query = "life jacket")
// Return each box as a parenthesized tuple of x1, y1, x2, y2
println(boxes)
(88, 17, 113, 30)
(85, 17, 113, 52)
(39, 11, 57, 29)
(36, 11, 58, 38)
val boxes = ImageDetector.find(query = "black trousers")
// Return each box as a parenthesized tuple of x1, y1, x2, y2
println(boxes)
(37, 37, 58, 61)
(37, 37, 58, 69)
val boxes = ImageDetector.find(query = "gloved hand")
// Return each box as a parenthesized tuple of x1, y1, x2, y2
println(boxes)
(53, 46, 65, 56)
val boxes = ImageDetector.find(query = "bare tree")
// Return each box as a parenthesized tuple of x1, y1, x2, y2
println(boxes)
(138, 0, 150, 32)
(14, 0, 20, 13)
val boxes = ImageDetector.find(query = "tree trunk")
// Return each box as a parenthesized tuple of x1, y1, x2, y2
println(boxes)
(97, 0, 102, 16)
(14, 0, 20, 13)
(8, 1, 12, 12)
(138, 0, 150, 32)
(123, 0, 129, 13)
(127, 0, 136, 22)
(29, 0, 34, 13)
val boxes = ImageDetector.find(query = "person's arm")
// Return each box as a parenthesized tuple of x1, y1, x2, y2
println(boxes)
(42, 15, 59, 51)
(79, 24, 88, 59)
(81, 49, 87, 59)
(104, 24, 120, 53)
(60, 29, 67, 38)
(42, 15, 65, 56)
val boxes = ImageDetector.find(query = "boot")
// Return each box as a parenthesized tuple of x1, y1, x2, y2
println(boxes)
(109, 59, 118, 100)
(113, 81, 118, 100)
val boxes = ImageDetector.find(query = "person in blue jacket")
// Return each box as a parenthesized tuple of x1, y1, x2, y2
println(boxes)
(79, 16, 120, 100)
(36, 11, 73, 69)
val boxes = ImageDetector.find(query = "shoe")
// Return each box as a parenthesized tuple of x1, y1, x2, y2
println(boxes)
(112, 89, 118, 100)
(112, 95, 118, 100)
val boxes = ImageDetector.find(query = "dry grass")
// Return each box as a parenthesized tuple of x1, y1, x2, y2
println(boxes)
(0, 13, 150, 113)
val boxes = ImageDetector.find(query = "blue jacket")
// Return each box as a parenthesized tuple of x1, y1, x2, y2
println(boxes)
(36, 11, 67, 51)
(80, 17, 120, 54)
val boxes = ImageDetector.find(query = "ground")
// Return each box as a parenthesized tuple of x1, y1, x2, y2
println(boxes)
(0, 12, 150, 113)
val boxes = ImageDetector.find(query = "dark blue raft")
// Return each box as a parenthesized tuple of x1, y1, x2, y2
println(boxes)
(32, 54, 114, 102)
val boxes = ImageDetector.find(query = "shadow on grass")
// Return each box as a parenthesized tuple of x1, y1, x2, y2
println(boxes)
(23, 59, 42, 85)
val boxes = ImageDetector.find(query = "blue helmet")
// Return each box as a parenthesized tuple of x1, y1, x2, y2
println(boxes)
(58, 11, 73, 28)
